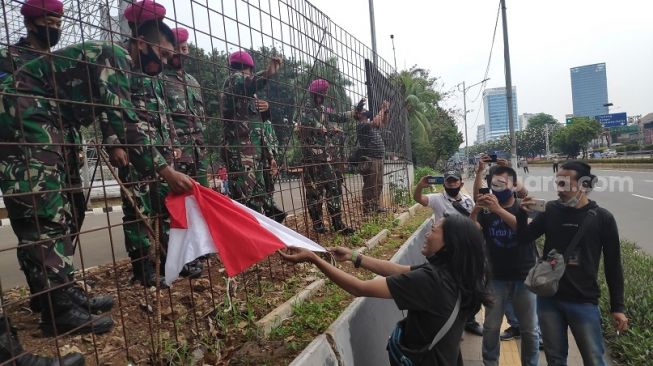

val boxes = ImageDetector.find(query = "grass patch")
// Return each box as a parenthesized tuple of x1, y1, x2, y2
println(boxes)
(599, 241, 653, 366)
(263, 208, 432, 363)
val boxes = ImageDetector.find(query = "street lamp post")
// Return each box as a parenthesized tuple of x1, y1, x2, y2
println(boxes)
(390, 34, 398, 71)
(458, 78, 490, 163)
(368, 0, 378, 65)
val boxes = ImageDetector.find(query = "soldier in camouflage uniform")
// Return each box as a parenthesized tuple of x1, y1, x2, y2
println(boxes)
(161, 27, 207, 274)
(221, 50, 281, 213)
(0, 16, 192, 335)
(121, 2, 202, 284)
(297, 79, 354, 235)
(251, 99, 286, 222)
(0, 0, 88, 263)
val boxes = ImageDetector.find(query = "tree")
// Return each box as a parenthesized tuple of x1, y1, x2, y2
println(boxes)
(526, 113, 558, 130)
(552, 117, 602, 157)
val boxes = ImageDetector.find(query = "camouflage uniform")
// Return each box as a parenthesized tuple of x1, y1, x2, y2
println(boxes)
(297, 101, 351, 229)
(163, 68, 208, 187)
(0, 37, 87, 248)
(120, 70, 174, 257)
(221, 71, 268, 212)
(0, 41, 166, 295)
(250, 118, 279, 216)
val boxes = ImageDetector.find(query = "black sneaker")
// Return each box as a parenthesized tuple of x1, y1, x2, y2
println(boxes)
(130, 256, 168, 288)
(334, 226, 355, 236)
(500, 326, 521, 341)
(464, 321, 483, 336)
(40, 305, 113, 336)
(1, 315, 85, 366)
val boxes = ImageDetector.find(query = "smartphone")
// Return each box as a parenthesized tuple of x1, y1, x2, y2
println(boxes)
(426, 176, 445, 185)
(532, 199, 546, 212)
(479, 187, 490, 195)
(489, 154, 498, 163)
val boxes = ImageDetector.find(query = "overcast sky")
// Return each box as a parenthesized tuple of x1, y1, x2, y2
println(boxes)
(307, 0, 653, 145)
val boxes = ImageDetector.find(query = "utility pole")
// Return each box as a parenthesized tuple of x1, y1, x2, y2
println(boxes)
(368, 0, 378, 65)
(545, 124, 550, 156)
(458, 78, 490, 165)
(500, 0, 517, 167)
(390, 34, 398, 71)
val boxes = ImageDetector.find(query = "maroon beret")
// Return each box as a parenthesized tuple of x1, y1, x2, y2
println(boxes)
(21, 0, 64, 18)
(172, 27, 189, 43)
(124, 0, 166, 24)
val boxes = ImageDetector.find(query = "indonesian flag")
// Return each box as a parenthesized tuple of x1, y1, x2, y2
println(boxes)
(164, 183, 325, 285)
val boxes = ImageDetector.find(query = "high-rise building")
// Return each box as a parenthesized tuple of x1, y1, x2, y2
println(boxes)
(570, 63, 609, 118)
(519, 113, 536, 130)
(483, 87, 519, 141)
(476, 124, 486, 144)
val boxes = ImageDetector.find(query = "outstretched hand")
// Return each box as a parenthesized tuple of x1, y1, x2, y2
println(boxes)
(278, 247, 315, 264)
(328, 247, 352, 262)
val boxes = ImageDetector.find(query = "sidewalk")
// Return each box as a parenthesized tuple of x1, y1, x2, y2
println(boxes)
(460, 301, 588, 365)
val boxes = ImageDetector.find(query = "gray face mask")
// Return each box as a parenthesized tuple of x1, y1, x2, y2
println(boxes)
(560, 191, 582, 208)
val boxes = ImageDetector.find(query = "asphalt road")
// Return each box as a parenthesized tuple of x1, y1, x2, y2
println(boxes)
(468, 165, 653, 255)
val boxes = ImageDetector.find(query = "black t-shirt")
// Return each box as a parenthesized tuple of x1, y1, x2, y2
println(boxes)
(386, 262, 466, 366)
(478, 200, 536, 281)
(357, 121, 385, 158)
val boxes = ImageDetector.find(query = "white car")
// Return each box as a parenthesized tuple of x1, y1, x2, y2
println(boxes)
(602, 149, 618, 158)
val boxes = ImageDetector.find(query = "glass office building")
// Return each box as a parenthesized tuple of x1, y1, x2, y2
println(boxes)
(570, 63, 609, 118)
(483, 87, 519, 141)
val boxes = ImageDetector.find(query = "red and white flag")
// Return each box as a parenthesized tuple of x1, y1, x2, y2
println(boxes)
(164, 183, 325, 285)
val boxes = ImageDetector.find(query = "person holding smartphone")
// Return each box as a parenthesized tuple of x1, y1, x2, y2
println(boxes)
(413, 170, 484, 336)
(470, 166, 540, 366)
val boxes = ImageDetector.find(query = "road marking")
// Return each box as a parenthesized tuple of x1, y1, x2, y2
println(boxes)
(632, 194, 653, 201)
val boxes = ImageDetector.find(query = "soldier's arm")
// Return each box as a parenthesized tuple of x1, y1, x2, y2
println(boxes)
(262, 120, 279, 161)
(232, 71, 268, 98)
(97, 45, 167, 174)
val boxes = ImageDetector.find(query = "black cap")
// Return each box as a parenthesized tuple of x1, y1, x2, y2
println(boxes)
(444, 170, 462, 180)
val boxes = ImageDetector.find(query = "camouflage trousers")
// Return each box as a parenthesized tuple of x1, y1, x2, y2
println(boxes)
(118, 165, 170, 257)
(174, 134, 208, 187)
(225, 147, 271, 213)
(302, 162, 344, 227)
(0, 146, 81, 294)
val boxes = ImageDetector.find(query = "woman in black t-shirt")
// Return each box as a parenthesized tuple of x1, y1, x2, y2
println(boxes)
(280, 215, 491, 365)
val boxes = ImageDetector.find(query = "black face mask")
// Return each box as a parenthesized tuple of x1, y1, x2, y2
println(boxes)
(170, 54, 186, 71)
(32, 25, 61, 48)
(444, 186, 461, 198)
(140, 44, 163, 76)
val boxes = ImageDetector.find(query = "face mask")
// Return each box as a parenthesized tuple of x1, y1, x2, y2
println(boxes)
(140, 44, 163, 76)
(493, 189, 513, 203)
(444, 187, 461, 198)
(170, 54, 186, 70)
(560, 190, 582, 208)
(32, 25, 60, 48)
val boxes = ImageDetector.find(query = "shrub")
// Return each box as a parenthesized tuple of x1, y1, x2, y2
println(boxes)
(599, 242, 653, 365)
(414, 166, 438, 185)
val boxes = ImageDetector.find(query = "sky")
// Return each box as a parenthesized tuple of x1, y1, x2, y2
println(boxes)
(306, 0, 653, 145)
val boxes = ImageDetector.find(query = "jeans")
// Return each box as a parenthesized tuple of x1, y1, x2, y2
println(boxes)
(482, 280, 539, 366)
(505, 302, 519, 328)
(538, 297, 606, 366)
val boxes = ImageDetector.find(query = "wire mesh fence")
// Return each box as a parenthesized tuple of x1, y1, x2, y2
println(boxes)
(0, 0, 412, 364)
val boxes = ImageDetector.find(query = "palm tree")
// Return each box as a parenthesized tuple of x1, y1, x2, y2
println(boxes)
(395, 67, 442, 144)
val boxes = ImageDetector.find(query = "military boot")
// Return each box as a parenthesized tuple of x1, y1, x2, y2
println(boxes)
(332, 217, 355, 236)
(39, 288, 113, 337)
(1, 315, 85, 365)
(128, 250, 167, 288)
(64, 286, 114, 314)
(264, 204, 287, 223)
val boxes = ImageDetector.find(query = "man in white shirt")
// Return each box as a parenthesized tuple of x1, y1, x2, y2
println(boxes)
(414, 170, 474, 220)
(413, 170, 483, 336)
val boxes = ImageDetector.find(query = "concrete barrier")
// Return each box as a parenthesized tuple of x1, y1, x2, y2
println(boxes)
(290, 216, 432, 366)
(288, 334, 339, 366)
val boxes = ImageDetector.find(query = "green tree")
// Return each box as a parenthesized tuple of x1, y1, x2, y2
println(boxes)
(526, 113, 558, 130)
(552, 117, 602, 157)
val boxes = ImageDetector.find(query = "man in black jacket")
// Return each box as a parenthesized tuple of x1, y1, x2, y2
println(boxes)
(519, 161, 628, 366)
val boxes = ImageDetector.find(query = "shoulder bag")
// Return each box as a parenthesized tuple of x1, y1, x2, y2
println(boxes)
(387, 294, 461, 366)
(524, 208, 597, 296)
